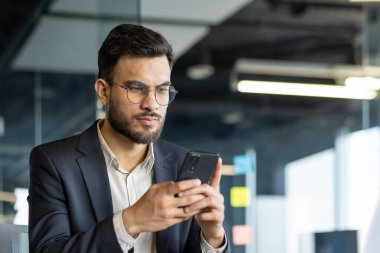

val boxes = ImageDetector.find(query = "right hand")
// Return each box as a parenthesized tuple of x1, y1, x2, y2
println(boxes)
(122, 179, 205, 237)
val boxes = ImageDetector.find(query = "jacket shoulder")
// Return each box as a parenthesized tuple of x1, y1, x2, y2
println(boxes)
(31, 121, 98, 158)
(155, 139, 189, 154)
(29, 134, 82, 167)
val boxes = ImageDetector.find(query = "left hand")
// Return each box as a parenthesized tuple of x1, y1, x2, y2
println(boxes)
(178, 158, 225, 248)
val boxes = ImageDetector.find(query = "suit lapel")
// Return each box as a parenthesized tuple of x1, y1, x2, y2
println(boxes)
(153, 141, 177, 253)
(76, 122, 113, 222)
(153, 141, 177, 184)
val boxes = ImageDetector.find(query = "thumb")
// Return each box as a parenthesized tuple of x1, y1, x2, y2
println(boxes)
(210, 157, 222, 189)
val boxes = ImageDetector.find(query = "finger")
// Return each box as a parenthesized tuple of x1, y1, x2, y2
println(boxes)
(174, 194, 206, 208)
(187, 196, 224, 213)
(154, 201, 201, 220)
(178, 184, 223, 201)
(195, 210, 224, 222)
(210, 157, 222, 189)
(171, 206, 202, 219)
(182, 207, 202, 217)
(166, 179, 201, 195)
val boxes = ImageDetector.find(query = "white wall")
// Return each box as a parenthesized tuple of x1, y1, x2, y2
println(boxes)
(285, 149, 336, 253)
(257, 196, 287, 253)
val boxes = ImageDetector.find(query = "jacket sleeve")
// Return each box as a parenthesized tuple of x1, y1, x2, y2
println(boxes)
(28, 146, 123, 253)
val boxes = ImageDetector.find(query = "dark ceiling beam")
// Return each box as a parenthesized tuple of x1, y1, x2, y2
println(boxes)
(46, 11, 216, 27)
(210, 37, 357, 64)
(0, 0, 55, 69)
(270, 0, 363, 9)
(220, 17, 360, 35)
(169, 97, 362, 117)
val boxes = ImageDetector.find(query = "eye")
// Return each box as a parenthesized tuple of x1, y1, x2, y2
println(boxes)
(156, 86, 169, 94)
(128, 84, 146, 93)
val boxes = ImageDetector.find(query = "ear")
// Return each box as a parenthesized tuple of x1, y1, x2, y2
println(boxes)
(95, 79, 110, 106)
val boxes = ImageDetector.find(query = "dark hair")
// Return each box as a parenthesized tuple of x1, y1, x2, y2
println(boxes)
(98, 24, 174, 80)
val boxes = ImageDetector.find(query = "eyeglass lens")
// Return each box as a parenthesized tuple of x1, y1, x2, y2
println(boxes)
(127, 84, 177, 105)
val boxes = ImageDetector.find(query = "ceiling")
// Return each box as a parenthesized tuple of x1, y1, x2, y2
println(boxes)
(1, 0, 379, 196)
(168, 0, 367, 138)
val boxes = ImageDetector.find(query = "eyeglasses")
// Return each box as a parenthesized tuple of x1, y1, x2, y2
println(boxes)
(107, 80, 178, 106)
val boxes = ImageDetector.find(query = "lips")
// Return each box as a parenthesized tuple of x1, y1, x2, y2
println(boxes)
(136, 116, 159, 126)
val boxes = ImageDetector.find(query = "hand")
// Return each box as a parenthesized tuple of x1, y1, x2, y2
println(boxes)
(121, 179, 205, 237)
(178, 158, 226, 248)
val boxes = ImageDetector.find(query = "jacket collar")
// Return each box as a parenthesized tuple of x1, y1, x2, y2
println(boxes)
(152, 140, 176, 183)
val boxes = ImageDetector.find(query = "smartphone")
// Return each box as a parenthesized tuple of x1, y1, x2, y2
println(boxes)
(177, 151, 220, 184)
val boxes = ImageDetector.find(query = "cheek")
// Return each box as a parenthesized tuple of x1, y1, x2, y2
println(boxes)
(111, 96, 134, 116)
(122, 104, 138, 117)
(159, 106, 168, 116)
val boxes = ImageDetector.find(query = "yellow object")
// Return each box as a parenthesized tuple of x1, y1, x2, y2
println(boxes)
(230, 187, 251, 207)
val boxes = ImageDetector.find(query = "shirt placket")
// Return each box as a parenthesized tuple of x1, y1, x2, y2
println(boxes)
(126, 170, 138, 206)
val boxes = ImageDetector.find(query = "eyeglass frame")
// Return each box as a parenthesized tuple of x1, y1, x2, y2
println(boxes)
(106, 80, 178, 106)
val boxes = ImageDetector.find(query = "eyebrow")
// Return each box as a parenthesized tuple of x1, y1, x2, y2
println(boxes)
(122, 80, 172, 87)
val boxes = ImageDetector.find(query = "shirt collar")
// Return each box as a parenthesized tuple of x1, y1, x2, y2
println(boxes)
(96, 119, 155, 174)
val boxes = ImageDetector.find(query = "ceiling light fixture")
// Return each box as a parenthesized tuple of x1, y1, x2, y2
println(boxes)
(186, 64, 215, 80)
(237, 80, 377, 100)
(231, 58, 380, 100)
(349, 0, 380, 2)
(186, 45, 215, 80)
(345, 76, 380, 90)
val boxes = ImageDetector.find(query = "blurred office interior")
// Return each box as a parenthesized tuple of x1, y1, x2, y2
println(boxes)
(1, 0, 380, 252)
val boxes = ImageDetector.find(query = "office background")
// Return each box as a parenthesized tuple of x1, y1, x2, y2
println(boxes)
(1, 0, 380, 252)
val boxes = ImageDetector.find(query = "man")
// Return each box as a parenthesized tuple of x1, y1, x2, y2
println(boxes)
(28, 24, 229, 253)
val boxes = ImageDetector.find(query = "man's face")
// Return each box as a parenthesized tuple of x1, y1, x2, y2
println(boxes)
(106, 55, 171, 144)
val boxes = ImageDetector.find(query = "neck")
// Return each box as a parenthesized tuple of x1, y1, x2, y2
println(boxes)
(100, 119, 148, 172)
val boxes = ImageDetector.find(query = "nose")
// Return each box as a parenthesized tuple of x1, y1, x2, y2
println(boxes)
(140, 90, 159, 112)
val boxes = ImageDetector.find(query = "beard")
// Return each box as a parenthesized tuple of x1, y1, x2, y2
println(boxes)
(107, 98, 165, 144)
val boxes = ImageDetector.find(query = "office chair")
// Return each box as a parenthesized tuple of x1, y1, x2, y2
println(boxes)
(0, 224, 28, 253)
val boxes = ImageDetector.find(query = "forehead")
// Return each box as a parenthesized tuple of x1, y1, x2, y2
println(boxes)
(112, 55, 171, 85)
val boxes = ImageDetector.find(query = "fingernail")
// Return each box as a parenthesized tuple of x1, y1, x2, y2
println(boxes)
(195, 179, 201, 185)
(184, 207, 190, 213)
(177, 192, 183, 197)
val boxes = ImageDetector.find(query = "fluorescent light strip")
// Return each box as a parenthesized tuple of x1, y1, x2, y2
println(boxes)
(350, 0, 380, 2)
(237, 80, 377, 100)
(345, 77, 380, 90)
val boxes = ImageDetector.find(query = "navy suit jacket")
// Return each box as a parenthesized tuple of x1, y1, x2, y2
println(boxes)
(28, 121, 223, 253)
